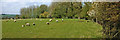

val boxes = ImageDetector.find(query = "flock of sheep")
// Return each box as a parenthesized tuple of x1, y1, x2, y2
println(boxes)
(5, 18, 90, 28)
(10, 19, 64, 27)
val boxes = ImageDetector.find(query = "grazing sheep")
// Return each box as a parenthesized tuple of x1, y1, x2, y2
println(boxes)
(49, 19, 52, 22)
(33, 23, 35, 25)
(62, 19, 63, 22)
(22, 25, 24, 27)
(56, 20, 58, 22)
(26, 23, 30, 26)
(14, 20, 16, 22)
(46, 22, 49, 25)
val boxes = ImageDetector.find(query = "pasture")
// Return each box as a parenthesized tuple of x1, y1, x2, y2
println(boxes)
(2, 19, 103, 38)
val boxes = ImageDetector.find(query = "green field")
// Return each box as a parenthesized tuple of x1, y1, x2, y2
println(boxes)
(2, 19, 103, 38)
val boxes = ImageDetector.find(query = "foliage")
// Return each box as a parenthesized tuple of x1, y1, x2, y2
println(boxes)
(40, 11, 49, 18)
(20, 5, 48, 18)
(89, 2, 120, 38)
(80, 2, 92, 18)
(50, 2, 82, 18)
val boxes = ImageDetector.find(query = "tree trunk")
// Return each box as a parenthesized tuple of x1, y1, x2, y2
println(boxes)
(96, 18, 97, 23)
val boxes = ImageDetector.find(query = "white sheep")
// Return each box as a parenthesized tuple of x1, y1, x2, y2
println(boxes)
(49, 19, 52, 22)
(46, 22, 49, 25)
(33, 23, 35, 25)
(56, 20, 58, 22)
(26, 23, 30, 26)
(62, 19, 63, 22)
(22, 25, 24, 27)
(14, 20, 16, 22)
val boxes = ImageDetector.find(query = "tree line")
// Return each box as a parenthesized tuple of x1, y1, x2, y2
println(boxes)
(20, 4, 48, 18)
(20, 2, 91, 19)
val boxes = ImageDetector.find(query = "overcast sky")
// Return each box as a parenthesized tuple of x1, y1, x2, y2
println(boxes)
(0, 0, 52, 15)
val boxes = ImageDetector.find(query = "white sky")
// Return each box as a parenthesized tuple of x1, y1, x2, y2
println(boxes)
(1, 0, 52, 2)
(0, 0, 52, 14)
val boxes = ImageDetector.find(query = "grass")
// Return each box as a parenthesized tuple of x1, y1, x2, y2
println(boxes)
(2, 19, 103, 38)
